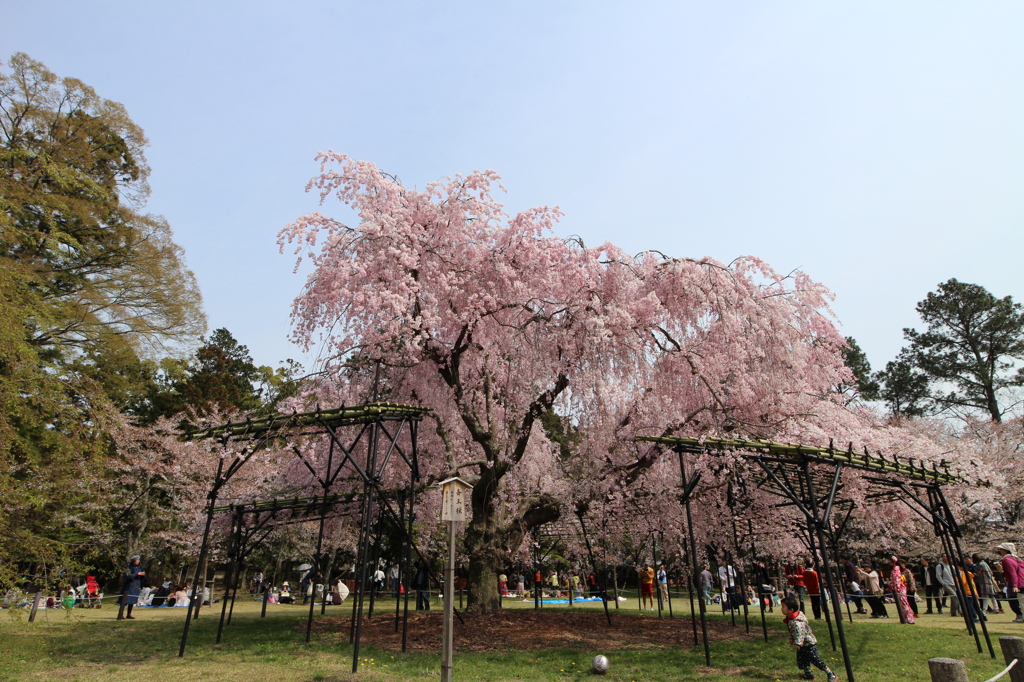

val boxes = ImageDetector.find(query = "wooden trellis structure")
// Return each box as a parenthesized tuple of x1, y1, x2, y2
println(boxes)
(177, 402, 429, 674)
(638, 435, 992, 682)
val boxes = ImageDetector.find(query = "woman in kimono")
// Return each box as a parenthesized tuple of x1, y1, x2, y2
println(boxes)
(889, 557, 915, 624)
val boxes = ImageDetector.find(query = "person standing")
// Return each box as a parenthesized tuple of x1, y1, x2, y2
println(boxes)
(936, 555, 959, 617)
(413, 561, 431, 611)
(755, 560, 774, 613)
(120, 555, 146, 620)
(700, 566, 714, 605)
(921, 558, 941, 614)
(996, 543, 1024, 622)
(718, 562, 738, 612)
(791, 559, 807, 615)
(857, 563, 887, 618)
(389, 563, 401, 598)
(656, 564, 669, 606)
(889, 557, 915, 624)
(956, 560, 984, 623)
(639, 564, 655, 611)
(841, 556, 866, 614)
(903, 560, 918, 617)
(803, 561, 821, 620)
(971, 554, 997, 614)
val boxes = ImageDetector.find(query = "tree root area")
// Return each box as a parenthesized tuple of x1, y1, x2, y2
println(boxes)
(309, 610, 756, 653)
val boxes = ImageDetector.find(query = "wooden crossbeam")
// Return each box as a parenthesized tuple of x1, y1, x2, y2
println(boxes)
(637, 435, 985, 486)
(181, 402, 429, 441)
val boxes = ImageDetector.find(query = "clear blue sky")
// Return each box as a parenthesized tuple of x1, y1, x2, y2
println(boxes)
(4, 1, 1022, 375)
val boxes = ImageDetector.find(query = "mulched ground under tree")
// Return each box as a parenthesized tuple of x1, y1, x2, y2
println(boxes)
(308, 610, 759, 653)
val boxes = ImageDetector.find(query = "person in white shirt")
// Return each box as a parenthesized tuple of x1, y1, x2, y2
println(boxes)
(718, 564, 738, 612)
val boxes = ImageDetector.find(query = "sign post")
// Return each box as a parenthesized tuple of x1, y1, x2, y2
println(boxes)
(439, 477, 472, 682)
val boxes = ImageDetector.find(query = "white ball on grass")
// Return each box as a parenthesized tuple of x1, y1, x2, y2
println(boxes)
(592, 654, 609, 674)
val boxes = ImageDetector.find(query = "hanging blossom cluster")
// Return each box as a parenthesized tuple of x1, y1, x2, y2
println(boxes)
(277, 153, 985, 579)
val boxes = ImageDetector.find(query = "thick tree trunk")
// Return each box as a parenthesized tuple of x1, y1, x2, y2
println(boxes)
(463, 469, 561, 613)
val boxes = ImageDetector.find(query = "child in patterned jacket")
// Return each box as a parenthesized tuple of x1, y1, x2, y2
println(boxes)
(781, 597, 838, 681)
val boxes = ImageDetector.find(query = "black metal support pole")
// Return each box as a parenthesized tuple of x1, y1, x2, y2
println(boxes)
(930, 487, 980, 647)
(653, 534, 662, 617)
(748, 523, 768, 643)
(395, 488, 406, 633)
(731, 519, 749, 634)
(216, 510, 241, 644)
(533, 528, 541, 610)
(678, 448, 711, 666)
(662, 532, 673, 618)
(804, 510, 836, 650)
(577, 509, 612, 626)
(686, 546, 699, 646)
(352, 422, 380, 673)
(935, 485, 992, 657)
(401, 478, 416, 652)
(802, 461, 854, 682)
(306, 501, 328, 643)
(227, 559, 241, 625)
(179, 458, 223, 658)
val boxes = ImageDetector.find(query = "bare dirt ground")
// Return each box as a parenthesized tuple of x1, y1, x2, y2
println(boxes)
(309, 609, 754, 653)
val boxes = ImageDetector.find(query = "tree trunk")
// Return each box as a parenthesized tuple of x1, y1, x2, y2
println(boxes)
(463, 470, 561, 613)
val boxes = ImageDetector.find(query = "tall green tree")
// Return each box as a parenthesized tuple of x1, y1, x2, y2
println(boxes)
(1, 52, 205, 360)
(0, 53, 206, 584)
(875, 356, 932, 419)
(144, 328, 303, 422)
(840, 336, 880, 401)
(903, 279, 1024, 422)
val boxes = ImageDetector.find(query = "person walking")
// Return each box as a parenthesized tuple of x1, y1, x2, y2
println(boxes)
(120, 555, 146, 620)
(781, 597, 838, 681)
(996, 543, 1024, 622)
(889, 557, 915, 624)
(936, 555, 959, 617)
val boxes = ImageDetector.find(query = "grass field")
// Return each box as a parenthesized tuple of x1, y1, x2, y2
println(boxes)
(2, 594, 1021, 681)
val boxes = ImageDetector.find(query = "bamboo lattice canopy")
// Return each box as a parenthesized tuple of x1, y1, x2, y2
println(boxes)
(180, 402, 431, 442)
(637, 435, 987, 487)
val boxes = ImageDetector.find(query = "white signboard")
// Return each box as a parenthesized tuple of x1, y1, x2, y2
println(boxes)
(439, 477, 471, 521)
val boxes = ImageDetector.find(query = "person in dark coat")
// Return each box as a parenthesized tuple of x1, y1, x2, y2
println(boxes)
(121, 556, 146, 619)
(413, 561, 431, 610)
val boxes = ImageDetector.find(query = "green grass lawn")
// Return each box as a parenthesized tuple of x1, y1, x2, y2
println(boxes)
(1, 596, 1020, 681)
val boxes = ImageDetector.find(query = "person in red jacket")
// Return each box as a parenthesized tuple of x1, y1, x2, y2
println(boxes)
(803, 561, 821, 620)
